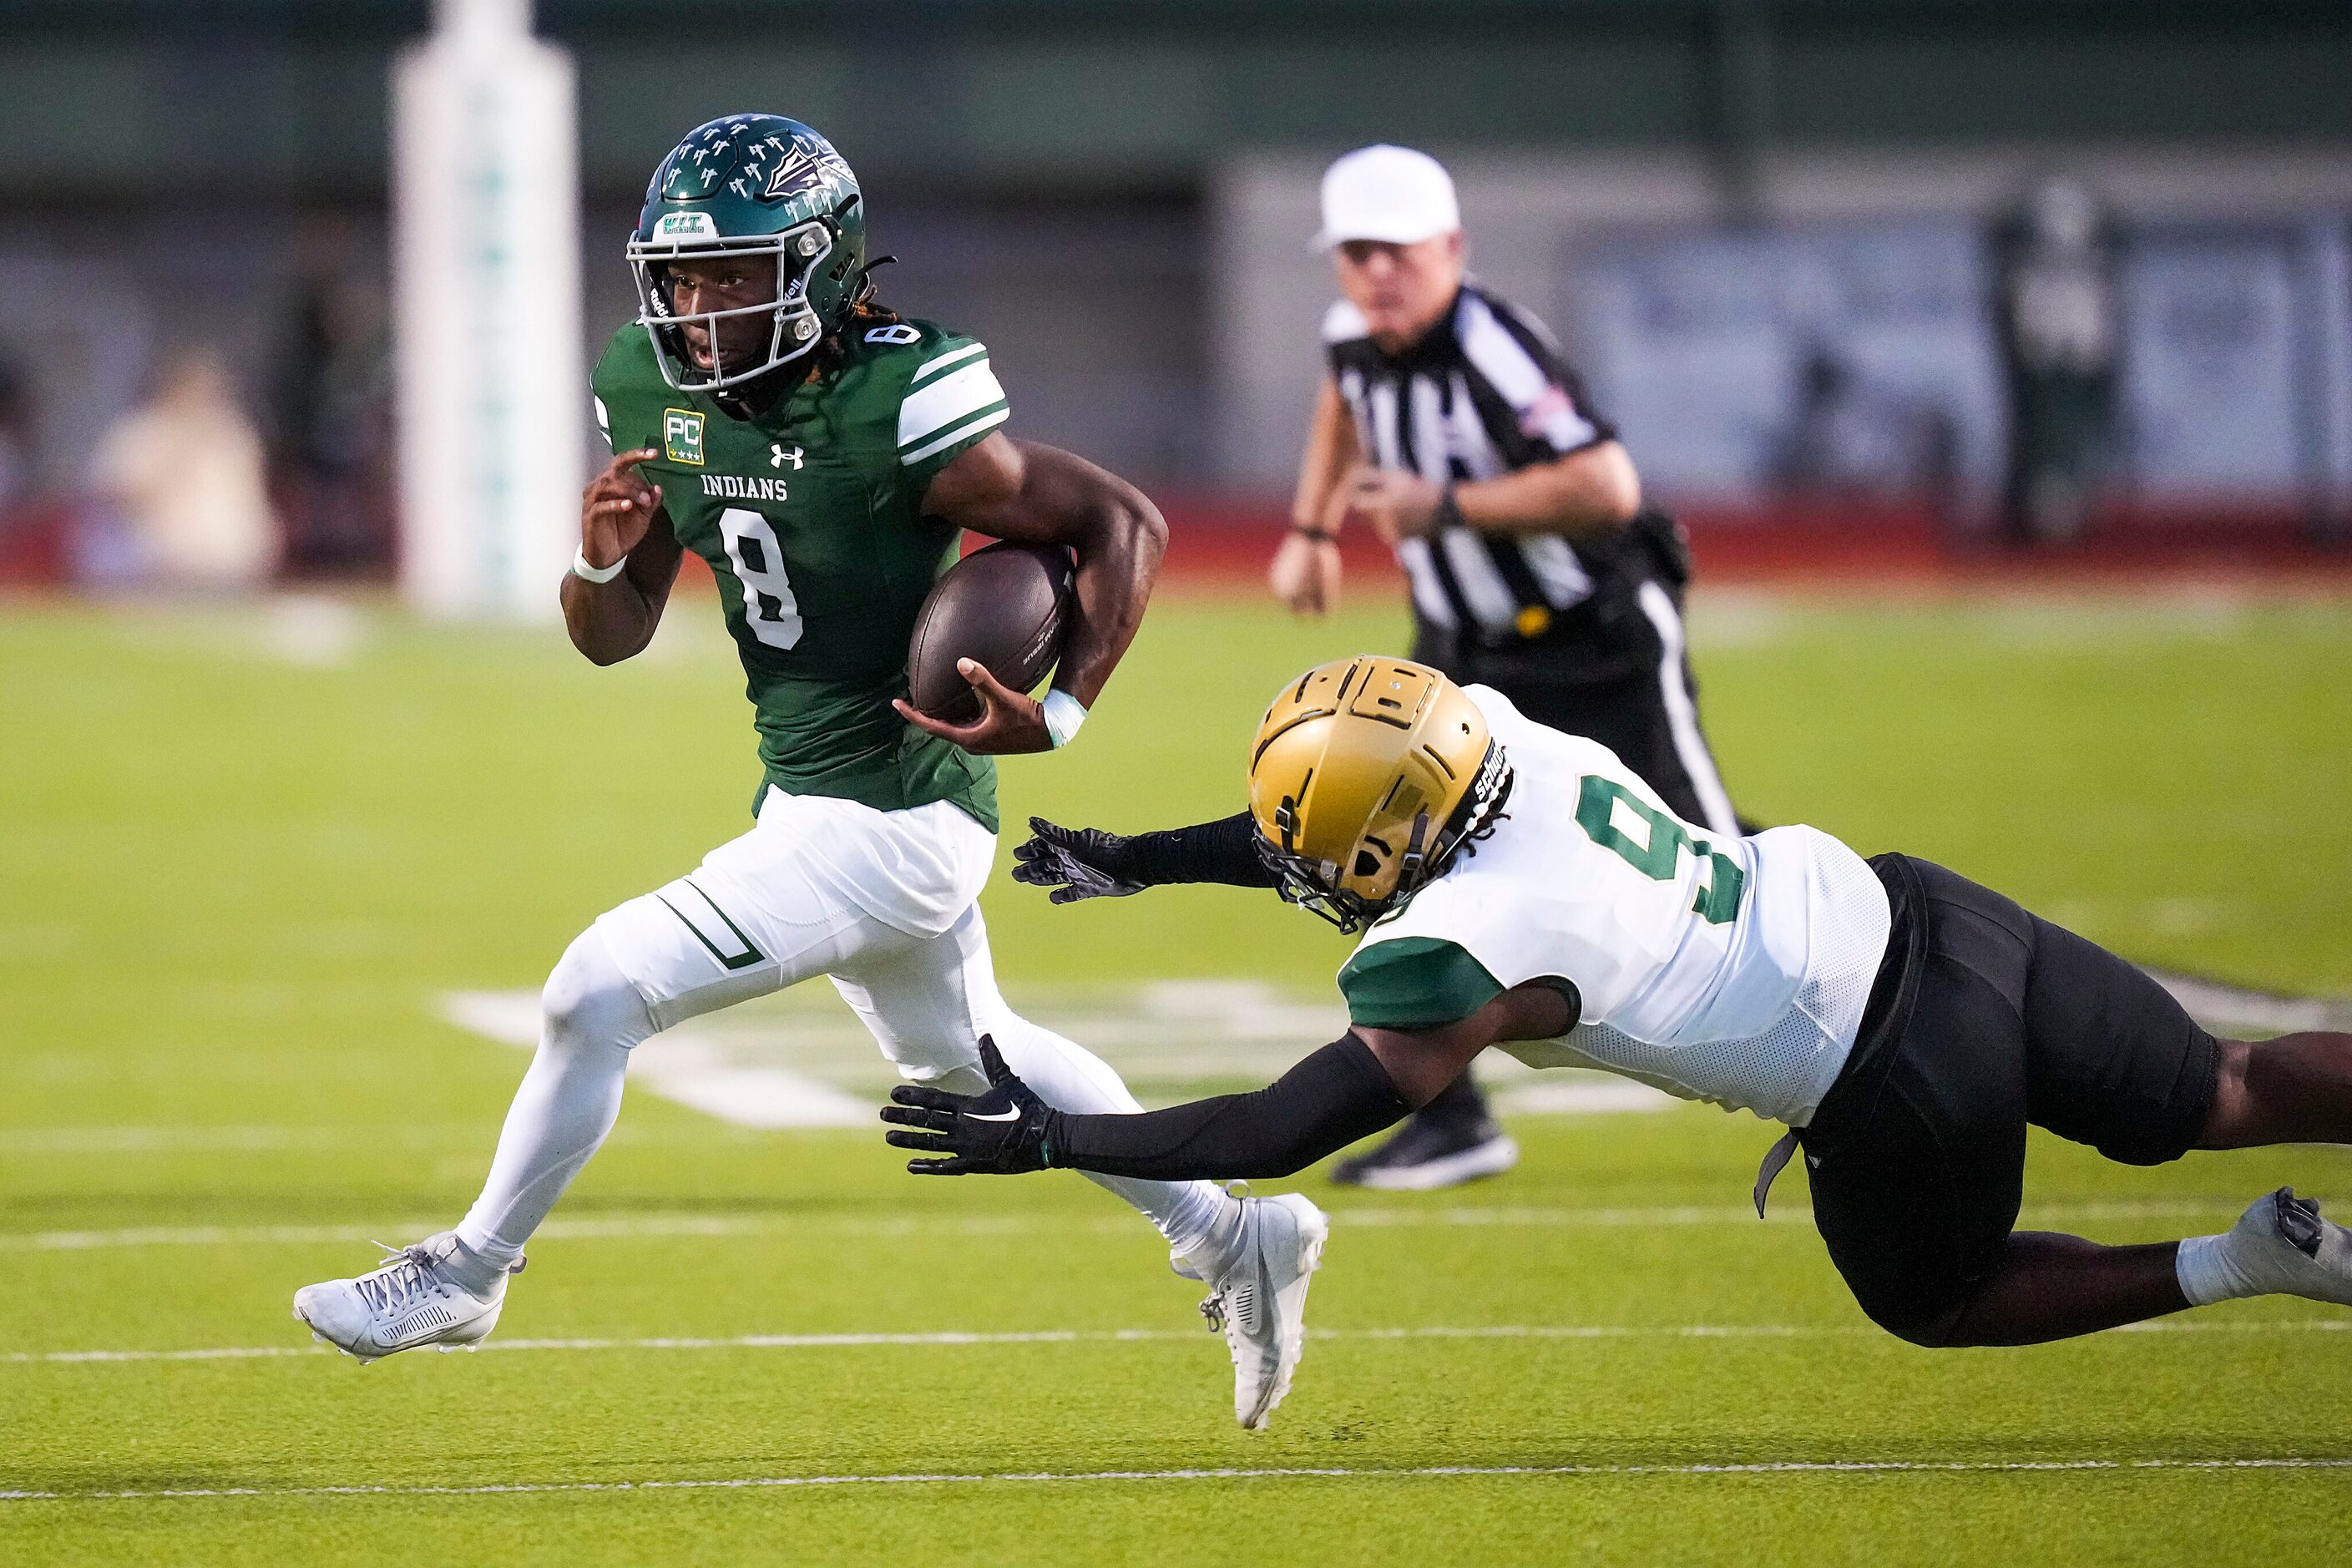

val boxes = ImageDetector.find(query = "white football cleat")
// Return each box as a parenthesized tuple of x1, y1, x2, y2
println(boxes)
(2221, 1187, 2352, 1307)
(1180, 1193, 1329, 1429)
(291, 1232, 522, 1363)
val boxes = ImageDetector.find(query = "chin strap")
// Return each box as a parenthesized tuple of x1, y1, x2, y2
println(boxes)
(1395, 809, 1434, 893)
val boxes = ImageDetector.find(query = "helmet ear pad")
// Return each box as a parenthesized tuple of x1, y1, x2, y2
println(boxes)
(824, 194, 863, 290)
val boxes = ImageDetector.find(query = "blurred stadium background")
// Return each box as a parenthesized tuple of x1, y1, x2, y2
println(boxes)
(4, 3, 2351, 1561)
(2, 0, 2349, 588)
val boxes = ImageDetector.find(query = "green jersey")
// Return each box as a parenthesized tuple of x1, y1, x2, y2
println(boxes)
(590, 319, 1013, 831)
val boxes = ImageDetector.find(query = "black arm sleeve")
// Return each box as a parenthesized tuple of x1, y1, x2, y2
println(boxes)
(1122, 811, 1277, 889)
(1043, 1034, 1409, 1181)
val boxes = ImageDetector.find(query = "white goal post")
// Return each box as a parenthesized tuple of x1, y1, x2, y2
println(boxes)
(392, 0, 583, 620)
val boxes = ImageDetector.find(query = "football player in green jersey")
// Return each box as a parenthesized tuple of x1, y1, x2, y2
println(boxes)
(295, 115, 1326, 1430)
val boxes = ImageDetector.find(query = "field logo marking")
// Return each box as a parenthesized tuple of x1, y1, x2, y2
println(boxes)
(426, 981, 1676, 1136)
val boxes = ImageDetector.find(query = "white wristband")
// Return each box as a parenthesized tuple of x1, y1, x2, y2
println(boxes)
(1041, 689, 1089, 749)
(572, 547, 627, 584)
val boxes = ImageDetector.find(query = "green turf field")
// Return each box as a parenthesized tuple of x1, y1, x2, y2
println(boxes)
(2, 587, 2348, 1564)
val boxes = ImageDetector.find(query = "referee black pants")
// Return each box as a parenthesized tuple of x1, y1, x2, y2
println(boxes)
(1416, 579, 1741, 836)
(1404, 577, 1744, 1134)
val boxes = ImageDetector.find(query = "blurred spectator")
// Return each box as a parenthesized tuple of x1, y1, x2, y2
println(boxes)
(0, 353, 33, 515)
(92, 347, 281, 590)
(0, 351, 67, 584)
(1768, 342, 1961, 520)
(268, 218, 396, 575)
(1991, 174, 2122, 544)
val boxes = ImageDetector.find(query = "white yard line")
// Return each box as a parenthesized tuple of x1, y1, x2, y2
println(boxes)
(2145, 969, 2351, 1034)
(0, 1127, 321, 1154)
(4, 1454, 2349, 1505)
(0, 1125, 740, 1156)
(0, 1214, 1120, 1252)
(257, 594, 367, 668)
(0, 1197, 2271, 1253)
(8, 1318, 2344, 1369)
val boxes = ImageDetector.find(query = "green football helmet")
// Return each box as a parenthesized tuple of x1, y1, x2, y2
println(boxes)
(628, 114, 868, 392)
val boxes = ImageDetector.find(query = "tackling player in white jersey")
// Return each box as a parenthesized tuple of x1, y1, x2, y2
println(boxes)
(888, 655, 2352, 1367)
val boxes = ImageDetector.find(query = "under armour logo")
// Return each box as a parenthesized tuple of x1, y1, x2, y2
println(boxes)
(771, 443, 803, 470)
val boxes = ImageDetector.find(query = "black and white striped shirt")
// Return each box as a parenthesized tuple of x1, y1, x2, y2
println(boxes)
(1326, 282, 1631, 648)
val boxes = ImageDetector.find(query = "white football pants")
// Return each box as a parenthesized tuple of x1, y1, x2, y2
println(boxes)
(457, 787, 1232, 1268)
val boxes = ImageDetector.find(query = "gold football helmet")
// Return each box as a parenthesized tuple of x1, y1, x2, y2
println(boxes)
(1247, 656, 1511, 932)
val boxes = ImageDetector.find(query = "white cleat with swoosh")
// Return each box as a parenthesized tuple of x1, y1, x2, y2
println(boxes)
(292, 1232, 523, 1363)
(1179, 1192, 1329, 1429)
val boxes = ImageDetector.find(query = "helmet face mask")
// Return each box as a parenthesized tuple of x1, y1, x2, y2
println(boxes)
(629, 217, 836, 391)
(1260, 797, 1394, 933)
(1260, 743, 1510, 933)
(629, 115, 867, 393)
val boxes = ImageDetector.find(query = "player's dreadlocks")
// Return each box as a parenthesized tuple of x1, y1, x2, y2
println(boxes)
(814, 256, 903, 376)
(716, 259, 903, 418)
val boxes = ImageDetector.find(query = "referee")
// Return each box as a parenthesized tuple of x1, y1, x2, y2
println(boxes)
(1271, 144, 1747, 1189)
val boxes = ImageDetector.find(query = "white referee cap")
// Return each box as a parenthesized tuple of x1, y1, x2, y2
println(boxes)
(1315, 144, 1460, 250)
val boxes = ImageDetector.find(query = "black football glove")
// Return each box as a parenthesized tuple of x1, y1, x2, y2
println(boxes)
(1009, 816, 1149, 903)
(881, 1035, 1056, 1176)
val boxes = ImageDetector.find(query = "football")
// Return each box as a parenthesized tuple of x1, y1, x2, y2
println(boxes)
(904, 539, 1076, 725)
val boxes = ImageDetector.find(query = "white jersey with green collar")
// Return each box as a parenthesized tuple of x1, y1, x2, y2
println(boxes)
(1334, 685, 1892, 1125)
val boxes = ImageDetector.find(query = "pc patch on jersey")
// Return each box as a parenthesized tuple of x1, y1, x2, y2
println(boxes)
(664, 408, 706, 466)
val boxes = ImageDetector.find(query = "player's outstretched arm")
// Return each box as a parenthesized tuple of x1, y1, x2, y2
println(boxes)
(1010, 812, 1277, 904)
(883, 1034, 1410, 1179)
(563, 448, 685, 665)
(883, 988, 1566, 1181)
(902, 434, 1166, 753)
